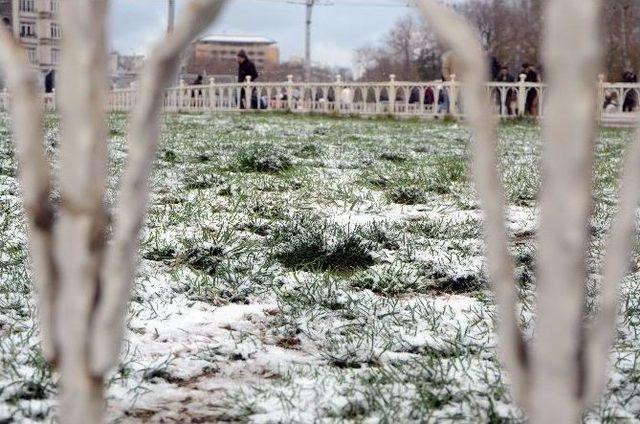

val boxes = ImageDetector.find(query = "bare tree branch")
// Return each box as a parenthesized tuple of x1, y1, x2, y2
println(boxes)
(89, 0, 229, 376)
(414, 0, 529, 406)
(0, 27, 57, 362)
(531, 0, 602, 421)
(53, 1, 112, 422)
(585, 132, 640, 403)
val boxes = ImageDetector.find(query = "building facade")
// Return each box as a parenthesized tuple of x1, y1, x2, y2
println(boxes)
(109, 51, 145, 88)
(186, 35, 280, 81)
(1, 0, 60, 75)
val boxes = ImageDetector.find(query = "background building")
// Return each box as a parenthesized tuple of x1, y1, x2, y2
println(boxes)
(109, 51, 145, 88)
(185, 34, 280, 82)
(8, 0, 60, 71)
(0, 0, 11, 29)
(0, 0, 60, 89)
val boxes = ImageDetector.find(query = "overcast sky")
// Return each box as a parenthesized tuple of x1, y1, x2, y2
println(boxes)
(108, 0, 419, 70)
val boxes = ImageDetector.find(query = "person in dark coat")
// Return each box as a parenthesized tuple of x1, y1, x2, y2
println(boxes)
(237, 50, 259, 109)
(490, 56, 501, 81)
(44, 70, 55, 93)
(496, 66, 516, 115)
(622, 70, 638, 112)
(191, 74, 203, 101)
(522, 63, 539, 115)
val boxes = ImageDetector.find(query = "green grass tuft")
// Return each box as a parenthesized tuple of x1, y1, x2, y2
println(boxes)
(233, 144, 293, 173)
(270, 216, 374, 272)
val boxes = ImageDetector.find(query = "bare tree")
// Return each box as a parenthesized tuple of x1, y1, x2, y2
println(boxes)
(385, 15, 422, 80)
(356, 1, 547, 81)
(356, 44, 397, 81)
(356, 15, 425, 81)
(603, 0, 640, 79)
(415, 0, 636, 422)
(0, 0, 228, 422)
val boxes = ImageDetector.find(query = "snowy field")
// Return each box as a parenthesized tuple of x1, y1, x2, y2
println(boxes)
(1, 113, 639, 422)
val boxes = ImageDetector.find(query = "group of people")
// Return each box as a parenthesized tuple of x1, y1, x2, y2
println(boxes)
(603, 70, 638, 113)
(438, 53, 543, 116)
(492, 60, 541, 116)
(408, 52, 543, 116)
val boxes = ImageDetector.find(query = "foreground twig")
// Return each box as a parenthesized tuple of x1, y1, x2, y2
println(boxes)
(0, 1, 228, 422)
(415, 0, 529, 406)
(89, 0, 229, 376)
(415, 0, 626, 422)
(0, 26, 57, 362)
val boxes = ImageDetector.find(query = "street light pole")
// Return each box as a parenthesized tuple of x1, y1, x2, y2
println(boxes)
(304, 0, 314, 82)
(168, 0, 176, 33)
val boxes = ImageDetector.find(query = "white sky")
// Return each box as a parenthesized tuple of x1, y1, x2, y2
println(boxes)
(108, 0, 420, 70)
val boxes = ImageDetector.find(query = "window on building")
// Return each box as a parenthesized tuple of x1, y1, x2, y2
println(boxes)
(50, 0, 59, 12)
(20, 21, 36, 38)
(19, 0, 35, 12)
(51, 49, 60, 64)
(50, 23, 61, 39)
(26, 47, 37, 64)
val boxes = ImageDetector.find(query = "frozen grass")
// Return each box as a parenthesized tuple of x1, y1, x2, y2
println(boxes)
(0, 112, 639, 422)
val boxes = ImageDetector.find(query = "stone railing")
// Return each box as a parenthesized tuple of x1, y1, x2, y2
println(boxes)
(1, 74, 638, 125)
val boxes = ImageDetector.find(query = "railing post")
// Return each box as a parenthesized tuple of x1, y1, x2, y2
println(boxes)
(285, 74, 293, 111)
(323, 86, 329, 112)
(130, 81, 138, 112)
(244, 75, 252, 110)
(178, 79, 185, 112)
(449, 74, 458, 116)
(518, 73, 526, 116)
(597, 73, 605, 122)
(389, 74, 396, 114)
(335, 74, 342, 113)
(208, 77, 216, 110)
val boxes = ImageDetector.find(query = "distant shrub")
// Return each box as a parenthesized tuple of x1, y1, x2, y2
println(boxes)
(234, 144, 293, 173)
(270, 216, 374, 272)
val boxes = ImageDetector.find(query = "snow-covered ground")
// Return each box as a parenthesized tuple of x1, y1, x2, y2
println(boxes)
(1, 113, 639, 422)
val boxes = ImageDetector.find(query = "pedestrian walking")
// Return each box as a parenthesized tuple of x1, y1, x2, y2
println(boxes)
(237, 50, 258, 110)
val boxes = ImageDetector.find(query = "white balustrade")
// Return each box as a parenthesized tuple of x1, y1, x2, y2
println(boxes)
(1, 75, 639, 124)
